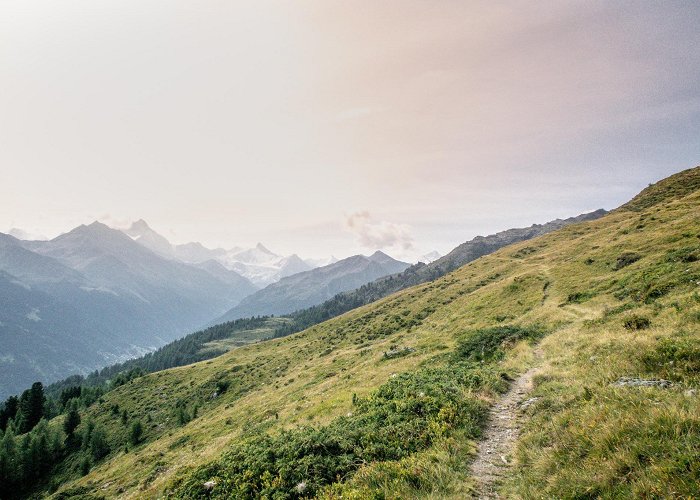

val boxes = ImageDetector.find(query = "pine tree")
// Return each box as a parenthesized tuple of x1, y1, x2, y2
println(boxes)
(129, 420, 143, 445)
(63, 402, 81, 449)
(18, 433, 31, 481)
(0, 427, 17, 494)
(29, 421, 51, 478)
(89, 426, 110, 461)
(0, 396, 19, 431)
(18, 382, 45, 434)
(81, 418, 95, 452)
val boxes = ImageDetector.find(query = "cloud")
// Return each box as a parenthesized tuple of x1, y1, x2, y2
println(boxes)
(346, 211, 413, 250)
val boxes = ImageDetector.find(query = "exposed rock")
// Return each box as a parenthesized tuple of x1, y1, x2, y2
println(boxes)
(612, 377, 672, 388)
(520, 397, 539, 409)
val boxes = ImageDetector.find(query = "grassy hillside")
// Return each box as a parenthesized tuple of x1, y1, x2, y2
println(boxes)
(37, 167, 700, 498)
(34, 211, 604, 407)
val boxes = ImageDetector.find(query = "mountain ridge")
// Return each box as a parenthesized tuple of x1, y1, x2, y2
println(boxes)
(213, 251, 410, 322)
(0, 223, 257, 398)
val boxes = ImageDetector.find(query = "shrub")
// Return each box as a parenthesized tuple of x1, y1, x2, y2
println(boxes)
(641, 337, 700, 382)
(129, 420, 143, 445)
(623, 315, 651, 330)
(614, 253, 642, 270)
(215, 379, 230, 394)
(169, 359, 494, 499)
(565, 291, 595, 304)
(456, 326, 544, 361)
(666, 246, 699, 263)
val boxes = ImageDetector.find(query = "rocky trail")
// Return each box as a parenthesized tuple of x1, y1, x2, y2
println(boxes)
(470, 351, 542, 498)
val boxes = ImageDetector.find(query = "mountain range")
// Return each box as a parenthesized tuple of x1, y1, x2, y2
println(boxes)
(34, 207, 609, 400)
(0, 223, 258, 398)
(213, 250, 410, 322)
(0, 221, 408, 398)
(123, 220, 331, 287)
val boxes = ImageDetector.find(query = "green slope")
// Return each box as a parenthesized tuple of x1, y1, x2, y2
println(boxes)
(17, 166, 700, 498)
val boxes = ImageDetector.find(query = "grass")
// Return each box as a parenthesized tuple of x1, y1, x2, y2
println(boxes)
(198, 317, 292, 355)
(46, 167, 700, 498)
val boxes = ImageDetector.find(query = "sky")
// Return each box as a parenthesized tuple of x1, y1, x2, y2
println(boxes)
(1, 1, 699, 261)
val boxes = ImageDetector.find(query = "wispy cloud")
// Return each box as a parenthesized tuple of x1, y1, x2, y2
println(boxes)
(346, 211, 413, 251)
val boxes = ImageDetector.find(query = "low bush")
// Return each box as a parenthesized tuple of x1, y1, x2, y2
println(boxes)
(168, 358, 497, 499)
(456, 326, 544, 361)
(614, 253, 642, 270)
(666, 246, 700, 263)
(565, 291, 595, 304)
(623, 315, 651, 330)
(641, 337, 700, 382)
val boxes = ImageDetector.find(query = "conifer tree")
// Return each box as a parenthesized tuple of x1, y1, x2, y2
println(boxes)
(89, 425, 110, 461)
(18, 382, 45, 433)
(129, 420, 143, 445)
(0, 396, 19, 431)
(63, 403, 81, 448)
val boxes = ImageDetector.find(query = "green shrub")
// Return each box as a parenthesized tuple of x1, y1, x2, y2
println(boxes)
(623, 315, 651, 330)
(614, 253, 642, 270)
(565, 291, 595, 304)
(455, 326, 544, 361)
(129, 420, 143, 446)
(641, 337, 700, 382)
(215, 378, 230, 394)
(168, 359, 495, 499)
(666, 246, 700, 263)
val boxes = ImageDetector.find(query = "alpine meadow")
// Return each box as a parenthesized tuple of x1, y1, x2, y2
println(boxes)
(1, 2, 700, 499)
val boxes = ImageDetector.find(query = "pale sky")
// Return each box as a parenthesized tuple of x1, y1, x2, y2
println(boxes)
(2, 1, 699, 260)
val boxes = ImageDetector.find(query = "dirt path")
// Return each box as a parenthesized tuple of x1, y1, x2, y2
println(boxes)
(470, 353, 541, 498)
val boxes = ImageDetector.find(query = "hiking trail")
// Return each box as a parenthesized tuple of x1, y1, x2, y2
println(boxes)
(470, 349, 542, 498)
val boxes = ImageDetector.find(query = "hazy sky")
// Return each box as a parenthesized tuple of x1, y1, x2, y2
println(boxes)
(2, 1, 699, 260)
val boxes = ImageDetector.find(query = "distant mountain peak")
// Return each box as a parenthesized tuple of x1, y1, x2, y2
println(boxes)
(368, 250, 398, 264)
(121, 220, 173, 257)
(213, 250, 411, 322)
(71, 221, 114, 237)
(255, 242, 273, 254)
(129, 219, 151, 231)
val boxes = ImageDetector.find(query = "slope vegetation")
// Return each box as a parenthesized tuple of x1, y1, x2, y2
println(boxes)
(7, 167, 698, 499)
